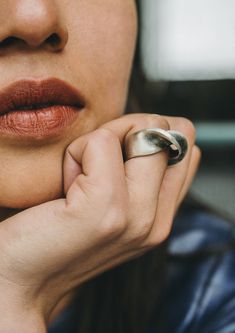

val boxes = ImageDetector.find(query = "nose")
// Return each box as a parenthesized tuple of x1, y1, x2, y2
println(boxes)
(0, 0, 68, 52)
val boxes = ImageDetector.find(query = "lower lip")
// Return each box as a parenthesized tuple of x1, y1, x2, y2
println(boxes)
(0, 105, 81, 139)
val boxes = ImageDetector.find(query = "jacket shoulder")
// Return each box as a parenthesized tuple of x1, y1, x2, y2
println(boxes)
(165, 208, 235, 333)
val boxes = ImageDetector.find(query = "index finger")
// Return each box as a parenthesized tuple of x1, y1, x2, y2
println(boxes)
(63, 128, 126, 196)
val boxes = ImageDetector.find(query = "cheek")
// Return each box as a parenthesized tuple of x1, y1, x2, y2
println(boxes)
(0, 145, 64, 209)
(67, 1, 137, 118)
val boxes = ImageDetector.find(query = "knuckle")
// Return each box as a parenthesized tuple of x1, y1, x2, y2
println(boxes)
(194, 145, 202, 161)
(94, 128, 119, 145)
(146, 222, 172, 248)
(132, 214, 155, 243)
(135, 227, 151, 243)
(129, 113, 170, 130)
(137, 114, 170, 131)
(150, 114, 170, 130)
(174, 117, 196, 143)
(99, 206, 127, 239)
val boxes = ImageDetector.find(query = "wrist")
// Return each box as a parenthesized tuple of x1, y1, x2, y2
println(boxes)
(0, 285, 47, 333)
(0, 310, 46, 333)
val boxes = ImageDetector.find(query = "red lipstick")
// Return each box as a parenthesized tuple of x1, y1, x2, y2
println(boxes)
(0, 78, 85, 139)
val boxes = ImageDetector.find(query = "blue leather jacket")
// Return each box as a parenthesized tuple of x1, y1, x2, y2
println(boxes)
(48, 208, 235, 333)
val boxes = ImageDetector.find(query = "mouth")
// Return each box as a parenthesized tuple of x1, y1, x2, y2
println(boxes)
(0, 78, 85, 140)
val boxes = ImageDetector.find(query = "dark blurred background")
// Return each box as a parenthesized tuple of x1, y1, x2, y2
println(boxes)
(140, 0, 235, 221)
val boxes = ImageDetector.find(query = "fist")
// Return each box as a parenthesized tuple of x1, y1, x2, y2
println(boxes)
(0, 113, 200, 324)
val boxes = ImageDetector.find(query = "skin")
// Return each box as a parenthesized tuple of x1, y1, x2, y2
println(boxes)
(0, 1, 200, 331)
(0, 0, 137, 209)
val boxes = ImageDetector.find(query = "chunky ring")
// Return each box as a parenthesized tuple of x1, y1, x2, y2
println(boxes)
(124, 128, 188, 165)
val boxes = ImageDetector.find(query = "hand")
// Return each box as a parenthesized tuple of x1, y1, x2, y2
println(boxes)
(0, 113, 200, 328)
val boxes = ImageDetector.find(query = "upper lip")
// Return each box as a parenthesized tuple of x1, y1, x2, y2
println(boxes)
(0, 78, 86, 115)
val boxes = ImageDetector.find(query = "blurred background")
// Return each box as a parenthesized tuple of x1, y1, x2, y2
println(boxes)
(139, 0, 235, 221)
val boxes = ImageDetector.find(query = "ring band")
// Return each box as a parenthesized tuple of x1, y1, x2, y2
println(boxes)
(124, 128, 188, 165)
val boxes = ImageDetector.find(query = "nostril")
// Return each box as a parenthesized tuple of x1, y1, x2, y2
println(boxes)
(45, 33, 62, 50)
(0, 36, 22, 49)
(0, 33, 64, 52)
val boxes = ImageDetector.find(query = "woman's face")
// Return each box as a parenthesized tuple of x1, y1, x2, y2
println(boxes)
(0, 0, 137, 209)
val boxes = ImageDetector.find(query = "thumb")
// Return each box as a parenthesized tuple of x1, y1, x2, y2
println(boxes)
(63, 149, 83, 195)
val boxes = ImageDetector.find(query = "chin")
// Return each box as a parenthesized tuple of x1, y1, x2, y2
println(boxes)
(0, 147, 65, 210)
(0, 183, 63, 210)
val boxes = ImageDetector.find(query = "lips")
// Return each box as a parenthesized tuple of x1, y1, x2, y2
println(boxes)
(0, 78, 85, 139)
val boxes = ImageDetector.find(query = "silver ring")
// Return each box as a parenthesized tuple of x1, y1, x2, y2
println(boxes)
(124, 128, 188, 165)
